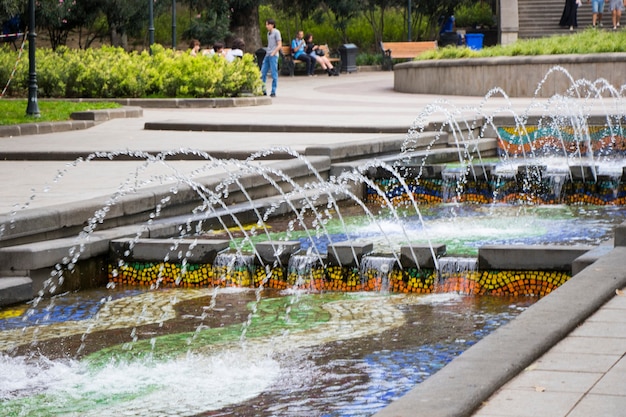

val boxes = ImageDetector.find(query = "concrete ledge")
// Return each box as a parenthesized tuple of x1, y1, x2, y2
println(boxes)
(571, 243, 615, 276)
(254, 241, 302, 265)
(0, 157, 332, 247)
(394, 53, 626, 97)
(326, 241, 374, 267)
(0, 95, 269, 138)
(0, 233, 117, 271)
(144, 122, 407, 134)
(0, 120, 96, 138)
(110, 238, 231, 264)
(478, 245, 594, 272)
(110, 97, 271, 108)
(374, 246, 626, 417)
(70, 106, 143, 121)
(400, 244, 446, 269)
(614, 221, 626, 247)
(0, 107, 141, 138)
(305, 135, 409, 161)
(0, 277, 34, 307)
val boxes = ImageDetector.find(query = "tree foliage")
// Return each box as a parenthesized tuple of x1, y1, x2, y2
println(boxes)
(0, 0, 20, 20)
(98, 0, 153, 48)
(321, 0, 361, 43)
(1, 0, 491, 53)
(35, 0, 102, 50)
(182, 0, 231, 45)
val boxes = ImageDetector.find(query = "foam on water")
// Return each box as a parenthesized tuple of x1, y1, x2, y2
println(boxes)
(346, 204, 625, 254)
(0, 350, 280, 416)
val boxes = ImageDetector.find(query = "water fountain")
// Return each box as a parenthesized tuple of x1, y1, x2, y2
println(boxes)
(1, 69, 626, 416)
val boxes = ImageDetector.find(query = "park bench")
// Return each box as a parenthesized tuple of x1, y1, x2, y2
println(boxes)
(281, 44, 339, 76)
(380, 40, 437, 70)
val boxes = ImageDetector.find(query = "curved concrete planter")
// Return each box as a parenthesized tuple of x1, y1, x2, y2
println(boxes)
(394, 53, 626, 97)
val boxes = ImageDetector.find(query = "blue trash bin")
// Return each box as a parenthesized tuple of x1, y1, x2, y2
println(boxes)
(465, 33, 484, 51)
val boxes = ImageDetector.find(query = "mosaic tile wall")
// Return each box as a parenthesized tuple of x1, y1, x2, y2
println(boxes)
(109, 262, 570, 297)
(366, 177, 626, 206)
(366, 125, 626, 206)
(497, 125, 626, 156)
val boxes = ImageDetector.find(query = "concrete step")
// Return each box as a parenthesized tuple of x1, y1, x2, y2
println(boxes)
(571, 243, 615, 276)
(518, 0, 596, 39)
(0, 277, 33, 307)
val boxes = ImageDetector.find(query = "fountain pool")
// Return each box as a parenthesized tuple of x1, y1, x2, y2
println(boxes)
(204, 202, 626, 257)
(0, 287, 533, 417)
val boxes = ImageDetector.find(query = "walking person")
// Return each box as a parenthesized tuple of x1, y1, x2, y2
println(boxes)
(610, 0, 625, 29)
(559, 0, 581, 31)
(589, 0, 605, 27)
(291, 30, 316, 76)
(260, 18, 282, 97)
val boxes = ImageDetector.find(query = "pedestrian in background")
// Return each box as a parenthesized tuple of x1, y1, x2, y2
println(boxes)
(560, 0, 581, 31)
(260, 18, 282, 97)
(589, 0, 605, 27)
(610, 0, 625, 29)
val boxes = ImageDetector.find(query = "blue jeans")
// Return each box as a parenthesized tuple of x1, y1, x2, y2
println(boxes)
(260, 54, 278, 95)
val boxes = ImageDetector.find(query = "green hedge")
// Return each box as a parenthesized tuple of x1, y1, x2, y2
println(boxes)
(0, 44, 263, 98)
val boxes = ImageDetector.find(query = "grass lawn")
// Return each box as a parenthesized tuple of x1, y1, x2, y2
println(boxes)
(0, 100, 120, 126)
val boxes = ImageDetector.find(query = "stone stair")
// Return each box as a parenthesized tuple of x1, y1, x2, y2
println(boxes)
(518, 0, 597, 39)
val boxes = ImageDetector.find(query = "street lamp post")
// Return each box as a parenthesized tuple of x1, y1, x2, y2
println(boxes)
(148, 0, 155, 53)
(407, 0, 412, 41)
(171, 0, 176, 49)
(26, 0, 40, 117)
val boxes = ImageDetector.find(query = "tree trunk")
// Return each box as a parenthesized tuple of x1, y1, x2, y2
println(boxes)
(229, 4, 261, 52)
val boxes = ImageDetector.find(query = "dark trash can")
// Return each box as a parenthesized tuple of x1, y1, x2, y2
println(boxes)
(255, 48, 266, 69)
(338, 43, 358, 73)
(439, 32, 460, 47)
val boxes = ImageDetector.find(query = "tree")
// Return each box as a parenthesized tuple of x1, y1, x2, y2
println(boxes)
(36, 0, 91, 50)
(363, 0, 402, 48)
(183, 0, 262, 51)
(0, 0, 22, 48)
(99, 0, 151, 49)
(321, 0, 360, 43)
(412, 0, 460, 40)
(0, 0, 20, 21)
(182, 0, 231, 46)
(228, 0, 261, 51)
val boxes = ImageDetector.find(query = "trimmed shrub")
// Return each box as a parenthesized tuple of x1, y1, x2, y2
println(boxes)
(0, 44, 263, 98)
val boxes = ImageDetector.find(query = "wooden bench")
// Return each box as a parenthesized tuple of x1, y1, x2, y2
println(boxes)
(281, 44, 339, 76)
(380, 41, 437, 70)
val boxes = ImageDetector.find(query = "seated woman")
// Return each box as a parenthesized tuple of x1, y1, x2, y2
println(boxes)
(304, 33, 338, 76)
(189, 39, 201, 56)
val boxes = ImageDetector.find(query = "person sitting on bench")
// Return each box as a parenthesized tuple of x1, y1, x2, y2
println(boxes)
(291, 30, 316, 76)
(304, 33, 338, 76)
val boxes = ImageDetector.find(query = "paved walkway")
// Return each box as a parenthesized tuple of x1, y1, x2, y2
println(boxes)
(473, 288, 626, 417)
(1, 70, 625, 417)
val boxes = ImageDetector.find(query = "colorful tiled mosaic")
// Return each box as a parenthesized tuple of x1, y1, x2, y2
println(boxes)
(109, 262, 570, 297)
(366, 125, 626, 205)
(496, 125, 626, 156)
(366, 174, 626, 205)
